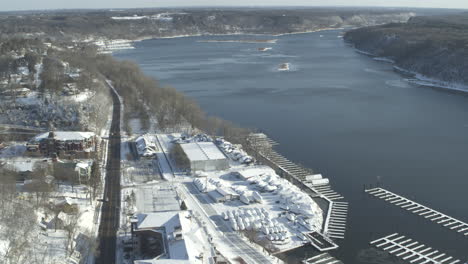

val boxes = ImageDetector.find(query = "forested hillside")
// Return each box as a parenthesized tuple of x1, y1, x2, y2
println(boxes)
(344, 12, 468, 86)
(0, 8, 415, 40)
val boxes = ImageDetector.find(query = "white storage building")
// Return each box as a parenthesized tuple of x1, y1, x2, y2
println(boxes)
(180, 142, 228, 172)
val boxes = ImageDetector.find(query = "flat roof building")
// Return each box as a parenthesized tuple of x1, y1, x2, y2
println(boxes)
(179, 142, 228, 172)
(132, 211, 208, 264)
(27, 131, 97, 159)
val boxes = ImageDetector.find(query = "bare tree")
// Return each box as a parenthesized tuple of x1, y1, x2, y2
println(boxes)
(64, 211, 82, 256)
(88, 160, 101, 201)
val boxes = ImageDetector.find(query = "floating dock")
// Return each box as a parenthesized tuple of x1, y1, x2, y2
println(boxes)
(366, 187, 468, 237)
(305, 231, 339, 252)
(302, 253, 344, 264)
(325, 201, 348, 240)
(370, 233, 461, 264)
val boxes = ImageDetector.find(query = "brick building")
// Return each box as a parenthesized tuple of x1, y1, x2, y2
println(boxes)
(27, 131, 97, 159)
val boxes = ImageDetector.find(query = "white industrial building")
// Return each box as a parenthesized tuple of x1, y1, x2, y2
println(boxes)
(180, 142, 229, 172)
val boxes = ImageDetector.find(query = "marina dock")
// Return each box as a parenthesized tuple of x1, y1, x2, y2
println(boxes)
(302, 253, 344, 264)
(365, 187, 468, 237)
(305, 231, 339, 252)
(247, 133, 348, 241)
(370, 233, 461, 264)
(325, 201, 349, 240)
(248, 134, 344, 201)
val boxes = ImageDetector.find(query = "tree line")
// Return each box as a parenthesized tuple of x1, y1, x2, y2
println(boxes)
(94, 54, 252, 144)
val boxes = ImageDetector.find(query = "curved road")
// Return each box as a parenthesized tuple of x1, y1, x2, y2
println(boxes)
(96, 81, 122, 264)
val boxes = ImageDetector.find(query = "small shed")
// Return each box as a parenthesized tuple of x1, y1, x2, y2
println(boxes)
(216, 187, 239, 201)
(207, 190, 225, 203)
(208, 187, 239, 203)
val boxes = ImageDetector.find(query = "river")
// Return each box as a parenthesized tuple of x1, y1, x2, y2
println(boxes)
(115, 30, 468, 263)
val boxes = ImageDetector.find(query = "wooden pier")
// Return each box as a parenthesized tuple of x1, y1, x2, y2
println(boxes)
(302, 253, 344, 264)
(366, 188, 468, 237)
(370, 233, 462, 264)
(325, 201, 348, 240)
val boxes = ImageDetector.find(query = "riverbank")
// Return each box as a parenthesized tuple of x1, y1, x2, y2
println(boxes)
(343, 15, 468, 92)
(352, 47, 468, 94)
(114, 27, 345, 52)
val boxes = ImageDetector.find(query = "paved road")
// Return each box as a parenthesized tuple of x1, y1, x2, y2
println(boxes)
(183, 183, 274, 264)
(96, 82, 122, 264)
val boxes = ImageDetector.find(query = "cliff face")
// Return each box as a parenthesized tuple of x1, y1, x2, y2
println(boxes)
(0, 9, 414, 40)
(344, 13, 468, 85)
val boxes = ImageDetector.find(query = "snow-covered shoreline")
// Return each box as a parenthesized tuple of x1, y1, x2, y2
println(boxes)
(94, 39, 135, 54)
(132, 27, 343, 42)
(96, 28, 342, 55)
(395, 66, 468, 93)
(354, 47, 468, 93)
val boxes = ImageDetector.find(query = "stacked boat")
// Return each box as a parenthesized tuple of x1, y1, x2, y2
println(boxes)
(223, 208, 291, 243)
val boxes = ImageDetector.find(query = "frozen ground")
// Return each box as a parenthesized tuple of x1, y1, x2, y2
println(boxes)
(0, 183, 100, 264)
(0, 89, 100, 131)
(0, 91, 112, 264)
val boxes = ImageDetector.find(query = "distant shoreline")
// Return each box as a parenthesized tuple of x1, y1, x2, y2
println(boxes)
(197, 39, 278, 44)
(352, 47, 468, 94)
(132, 27, 344, 42)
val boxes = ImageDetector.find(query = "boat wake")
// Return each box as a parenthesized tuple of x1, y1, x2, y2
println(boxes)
(258, 47, 273, 52)
(277, 63, 291, 72)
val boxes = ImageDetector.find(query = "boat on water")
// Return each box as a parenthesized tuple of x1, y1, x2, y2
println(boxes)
(258, 47, 272, 52)
(278, 63, 290, 71)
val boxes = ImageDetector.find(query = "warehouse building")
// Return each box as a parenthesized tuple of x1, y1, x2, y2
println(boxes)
(179, 142, 228, 172)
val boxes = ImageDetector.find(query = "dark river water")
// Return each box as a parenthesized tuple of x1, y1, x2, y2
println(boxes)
(116, 30, 468, 263)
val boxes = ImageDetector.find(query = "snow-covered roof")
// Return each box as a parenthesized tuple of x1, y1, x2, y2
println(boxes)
(75, 160, 93, 170)
(208, 190, 224, 201)
(216, 187, 237, 197)
(136, 211, 180, 230)
(236, 166, 275, 179)
(135, 211, 199, 263)
(135, 134, 157, 156)
(1, 87, 31, 94)
(180, 142, 226, 162)
(135, 260, 191, 264)
(34, 131, 95, 142)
